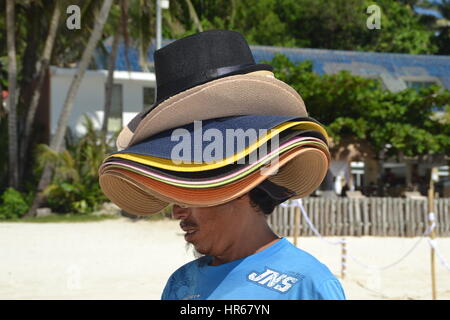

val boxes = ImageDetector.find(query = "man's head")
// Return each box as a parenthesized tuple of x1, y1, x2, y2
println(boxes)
(172, 188, 278, 258)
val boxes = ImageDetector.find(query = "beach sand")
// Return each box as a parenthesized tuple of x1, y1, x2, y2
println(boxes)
(0, 218, 449, 300)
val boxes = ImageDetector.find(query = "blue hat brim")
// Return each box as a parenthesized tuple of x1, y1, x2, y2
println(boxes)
(112, 115, 324, 163)
(104, 129, 327, 180)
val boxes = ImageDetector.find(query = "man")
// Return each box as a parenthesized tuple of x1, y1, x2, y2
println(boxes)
(161, 188, 346, 300)
(99, 29, 345, 300)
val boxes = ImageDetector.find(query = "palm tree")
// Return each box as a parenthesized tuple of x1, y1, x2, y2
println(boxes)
(36, 115, 116, 214)
(6, 0, 19, 189)
(20, 2, 61, 183)
(128, 0, 155, 72)
(101, 30, 120, 137)
(24, 0, 114, 217)
(102, 0, 131, 137)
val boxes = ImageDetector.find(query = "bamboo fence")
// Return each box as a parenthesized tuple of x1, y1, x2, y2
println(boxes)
(268, 198, 450, 237)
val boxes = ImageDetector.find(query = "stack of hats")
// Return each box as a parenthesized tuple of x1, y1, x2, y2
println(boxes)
(98, 30, 330, 216)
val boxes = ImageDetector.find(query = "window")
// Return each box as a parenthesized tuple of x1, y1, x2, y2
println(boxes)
(401, 76, 442, 92)
(143, 87, 156, 110)
(404, 80, 438, 91)
(106, 83, 123, 132)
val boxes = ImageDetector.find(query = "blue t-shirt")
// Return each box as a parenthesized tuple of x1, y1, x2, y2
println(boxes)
(161, 238, 346, 300)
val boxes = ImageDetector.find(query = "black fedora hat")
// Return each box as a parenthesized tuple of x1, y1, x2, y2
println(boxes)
(117, 30, 308, 150)
(154, 29, 273, 106)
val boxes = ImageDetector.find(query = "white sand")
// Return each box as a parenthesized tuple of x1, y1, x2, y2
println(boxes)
(0, 218, 449, 300)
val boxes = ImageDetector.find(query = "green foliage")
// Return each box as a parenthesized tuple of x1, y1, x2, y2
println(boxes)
(268, 54, 450, 158)
(423, 0, 450, 55)
(363, 0, 438, 54)
(0, 114, 8, 191)
(0, 188, 30, 220)
(164, 0, 439, 54)
(35, 115, 117, 214)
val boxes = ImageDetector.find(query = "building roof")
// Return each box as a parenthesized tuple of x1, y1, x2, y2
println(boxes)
(96, 40, 450, 91)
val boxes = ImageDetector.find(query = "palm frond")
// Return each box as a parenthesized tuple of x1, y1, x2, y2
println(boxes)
(35, 143, 60, 169)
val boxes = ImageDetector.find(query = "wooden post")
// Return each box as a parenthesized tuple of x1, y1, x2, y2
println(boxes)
(293, 205, 300, 247)
(341, 238, 347, 279)
(428, 167, 438, 300)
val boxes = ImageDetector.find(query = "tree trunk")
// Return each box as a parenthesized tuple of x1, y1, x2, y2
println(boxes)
(103, 0, 131, 136)
(0, 81, 3, 117)
(135, 0, 153, 72)
(20, 3, 61, 185)
(17, 1, 40, 133)
(24, 0, 114, 218)
(120, 0, 131, 71)
(139, 45, 150, 72)
(185, 0, 203, 32)
(229, 0, 237, 29)
(6, 0, 19, 189)
(101, 30, 120, 137)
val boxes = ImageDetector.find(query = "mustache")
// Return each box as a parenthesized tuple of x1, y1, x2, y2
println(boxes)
(180, 220, 198, 228)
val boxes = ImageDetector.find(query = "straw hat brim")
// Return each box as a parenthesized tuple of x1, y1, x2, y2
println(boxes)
(99, 172, 169, 216)
(100, 139, 329, 188)
(99, 147, 328, 215)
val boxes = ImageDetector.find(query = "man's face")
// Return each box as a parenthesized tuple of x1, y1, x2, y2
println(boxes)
(172, 197, 247, 257)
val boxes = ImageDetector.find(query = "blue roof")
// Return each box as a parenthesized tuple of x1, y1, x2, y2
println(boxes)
(96, 39, 450, 91)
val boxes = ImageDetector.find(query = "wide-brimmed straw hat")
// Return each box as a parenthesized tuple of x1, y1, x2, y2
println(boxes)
(100, 30, 331, 216)
(116, 30, 308, 150)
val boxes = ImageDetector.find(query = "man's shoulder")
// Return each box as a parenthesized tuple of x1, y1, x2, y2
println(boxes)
(263, 239, 338, 281)
(162, 256, 210, 300)
(246, 239, 345, 299)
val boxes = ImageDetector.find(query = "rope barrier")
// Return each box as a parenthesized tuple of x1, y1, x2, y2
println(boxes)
(428, 238, 450, 271)
(346, 238, 424, 271)
(281, 199, 450, 272)
(426, 212, 450, 271)
(280, 201, 345, 245)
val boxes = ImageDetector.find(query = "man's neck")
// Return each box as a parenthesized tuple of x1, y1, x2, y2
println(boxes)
(210, 227, 280, 266)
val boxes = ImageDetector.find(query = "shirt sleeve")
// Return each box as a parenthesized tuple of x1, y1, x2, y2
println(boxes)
(160, 276, 174, 300)
(316, 279, 346, 300)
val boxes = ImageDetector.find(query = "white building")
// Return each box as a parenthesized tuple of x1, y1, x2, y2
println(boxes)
(49, 67, 156, 136)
